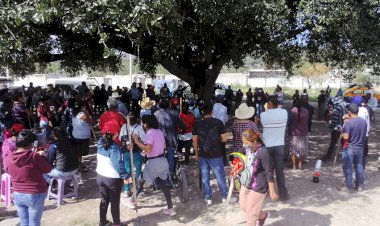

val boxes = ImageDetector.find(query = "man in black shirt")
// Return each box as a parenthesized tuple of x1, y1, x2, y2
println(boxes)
(192, 104, 236, 206)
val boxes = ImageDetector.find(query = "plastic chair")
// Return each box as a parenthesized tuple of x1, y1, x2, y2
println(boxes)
(0, 173, 11, 208)
(46, 175, 78, 206)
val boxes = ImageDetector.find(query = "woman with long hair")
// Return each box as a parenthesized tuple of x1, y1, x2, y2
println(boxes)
(287, 99, 309, 170)
(96, 130, 129, 226)
(6, 130, 52, 226)
(132, 114, 176, 216)
(239, 129, 278, 226)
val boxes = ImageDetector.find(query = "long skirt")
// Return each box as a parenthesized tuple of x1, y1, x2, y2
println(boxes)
(287, 135, 308, 158)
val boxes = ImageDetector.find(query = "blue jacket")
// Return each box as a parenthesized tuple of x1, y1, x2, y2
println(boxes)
(96, 139, 129, 179)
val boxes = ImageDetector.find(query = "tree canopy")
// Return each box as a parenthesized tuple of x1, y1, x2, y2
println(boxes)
(1, 0, 380, 99)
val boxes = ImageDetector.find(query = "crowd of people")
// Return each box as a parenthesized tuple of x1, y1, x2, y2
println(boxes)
(0, 80, 377, 226)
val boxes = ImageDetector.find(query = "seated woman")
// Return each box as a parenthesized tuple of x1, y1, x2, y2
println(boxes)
(6, 129, 52, 226)
(44, 127, 79, 182)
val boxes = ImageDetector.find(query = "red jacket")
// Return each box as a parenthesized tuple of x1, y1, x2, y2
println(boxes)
(179, 112, 196, 133)
(6, 150, 52, 194)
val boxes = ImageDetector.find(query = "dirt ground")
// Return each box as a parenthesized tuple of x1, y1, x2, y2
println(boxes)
(1, 105, 380, 226)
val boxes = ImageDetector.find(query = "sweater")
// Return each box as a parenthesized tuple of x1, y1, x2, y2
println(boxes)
(6, 150, 52, 194)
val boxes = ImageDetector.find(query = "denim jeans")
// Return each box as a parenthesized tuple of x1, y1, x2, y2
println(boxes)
(14, 192, 46, 226)
(43, 168, 78, 183)
(342, 146, 364, 189)
(166, 146, 176, 174)
(199, 157, 228, 199)
(267, 145, 289, 198)
(123, 152, 143, 192)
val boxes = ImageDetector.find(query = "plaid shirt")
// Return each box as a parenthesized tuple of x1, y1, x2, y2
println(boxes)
(232, 120, 259, 151)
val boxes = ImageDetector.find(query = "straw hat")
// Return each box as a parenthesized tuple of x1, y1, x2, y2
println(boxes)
(141, 98, 154, 109)
(235, 103, 255, 119)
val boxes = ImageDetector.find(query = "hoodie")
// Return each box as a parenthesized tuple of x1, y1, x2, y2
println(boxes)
(6, 150, 52, 194)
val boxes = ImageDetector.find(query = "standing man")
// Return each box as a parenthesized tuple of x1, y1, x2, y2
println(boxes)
(235, 89, 243, 109)
(339, 103, 367, 192)
(259, 96, 289, 201)
(350, 96, 370, 169)
(322, 95, 346, 161)
(154, 98, 185, 175)
(225, 85, 235, 113)
(130, 82, 141, 112)
(212, 95, 228, 164)
(192, 104, 236, 205)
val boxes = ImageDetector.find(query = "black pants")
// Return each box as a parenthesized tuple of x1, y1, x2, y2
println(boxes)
(324, 130, 341, 160)
(154, 177, 173, 209)
(363, 136, 369, 169)
(97, 174, 123, 225)
(137, 176, 173, 209)
(267, 145, 289, 199)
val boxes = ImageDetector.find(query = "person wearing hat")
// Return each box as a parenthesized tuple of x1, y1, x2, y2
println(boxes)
(110, 92, 128, 117)
(322, 95, 347, 162)
(351, 95, 370, 169)
(5, 129, 52, 226)
(339, 103, 367, 192)
(140, 98, 154, 118)
(232, 103, 259, 152)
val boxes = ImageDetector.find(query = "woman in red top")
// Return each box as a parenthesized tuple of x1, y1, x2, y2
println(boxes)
(37, 96, 52, 139)
(177, 103, 196, 164)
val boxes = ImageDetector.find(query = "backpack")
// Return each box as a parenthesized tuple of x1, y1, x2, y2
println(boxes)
(240, 149, 258, 188)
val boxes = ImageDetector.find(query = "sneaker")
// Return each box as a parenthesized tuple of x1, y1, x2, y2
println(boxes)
(257, 211, 270, 226)
(99, 220, 112, 226)
(357, 186, 364, 192)
(121, 197, 136, 210)
(163, 208, 176, 216)
(222, 196, 238, 204)
(204, 198, 212, 206)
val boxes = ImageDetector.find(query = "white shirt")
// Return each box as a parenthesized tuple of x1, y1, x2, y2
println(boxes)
(358, 107, 370, 137)
(72, 112, 91, 139)
(212, 103, 228, 125)
(260, 108, 288, 147)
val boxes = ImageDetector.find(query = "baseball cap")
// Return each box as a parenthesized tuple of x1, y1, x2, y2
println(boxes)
(351, 95, 363, 105)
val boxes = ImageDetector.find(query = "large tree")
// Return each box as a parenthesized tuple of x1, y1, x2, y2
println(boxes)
(1, 0, 380, 99)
